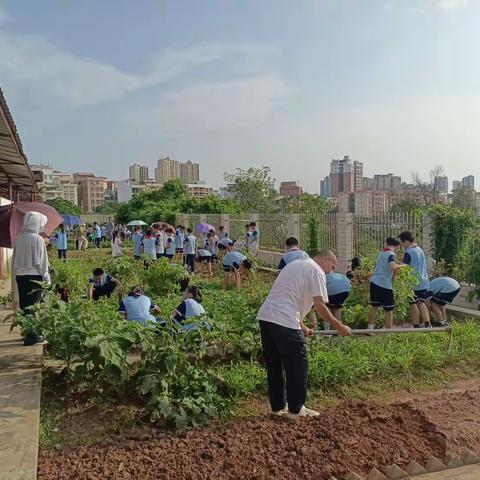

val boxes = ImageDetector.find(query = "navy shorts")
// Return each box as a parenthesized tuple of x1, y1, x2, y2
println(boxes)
(411, 289, 431, 304)
(430, 288, 460, 306)
(156, 253, 164, 259)
(176, 248, 184, 253)
(223, 262, 240, 272)
(197, 255, 212, 263)
(166, 254, 174, 260)
(327, 291, 350, 309)
(370, 282, 395, 311)
(218, 244, 228, 251)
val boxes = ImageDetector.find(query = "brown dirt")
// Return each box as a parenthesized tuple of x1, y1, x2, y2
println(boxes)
(37, 383, 480, 480)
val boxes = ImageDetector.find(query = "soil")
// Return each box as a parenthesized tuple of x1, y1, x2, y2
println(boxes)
(37, 382, 480, 480)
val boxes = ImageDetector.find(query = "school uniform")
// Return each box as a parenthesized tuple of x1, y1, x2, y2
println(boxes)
(428, 277, 461, 306)
(89, 274, 116, 300)
(132, 232, 144, 260)
(370, 248, 397, 311)
(184, 234, 197, 272)
(326, 272, 351, 308)
(278, 248, 309, 270)
(119, 295, 157, 325)
(205, 236, 219, 262)
(142, 236, 157, 260)
(248, 228, 260, 254)
(94, 225, 102, 248)
(175, 229, 185, 253)
(403, 245, 430, 303)
(218, 236, 234, 250)
(197, 249, 212, 263)
(173, 298, 207, 331)
(112, 237, 122, 257)
(165, 236, 176, 260)
(54, 231, 68, 259)
(155, 233, 164, 259)
(223, 251, 246, 272)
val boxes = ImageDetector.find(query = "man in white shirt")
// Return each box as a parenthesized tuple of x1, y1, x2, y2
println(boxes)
(256, 249, 352, 419)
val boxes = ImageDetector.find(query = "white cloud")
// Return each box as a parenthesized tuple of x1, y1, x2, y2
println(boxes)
(432, 0, 469, 10)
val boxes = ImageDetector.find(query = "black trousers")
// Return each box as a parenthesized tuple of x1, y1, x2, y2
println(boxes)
(95, 238, 101, 248)
(259, 320, 308, 414)
(185, 254, 195, 273)
(57, 249, 67, 260)
(16, 275, 44, 312)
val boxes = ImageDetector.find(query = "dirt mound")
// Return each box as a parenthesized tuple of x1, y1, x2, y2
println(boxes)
(38, 401, 444, 480)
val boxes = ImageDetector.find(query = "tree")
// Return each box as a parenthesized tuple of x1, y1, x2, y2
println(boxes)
(411, 165, 445, 207)
(451, 186, 476, 210)
(46, 198, 81, 215)
(275, 193, 333, 214)
(224, 166, 277, 212)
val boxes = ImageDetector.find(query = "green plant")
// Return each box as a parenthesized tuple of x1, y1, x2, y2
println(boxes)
(306, 217, 319, 256)
(140, 258, 190, 297)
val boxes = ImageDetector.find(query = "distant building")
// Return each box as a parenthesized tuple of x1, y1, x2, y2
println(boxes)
(373, 173, 402, 191)
(117, 179, 163, 203)
(180, 161, 200, 184)
(30, 165, 79, 206)
(128, 164, 149, 183)
(462, 175, 475, 189)
(154, 156, 180, 184)
(435, 175, 449, 194)
(219, 185, 234, 199)
(279, 181, 303, 198)
(339, 190, 392, 216)
(452, 180, 461, 191)
(186, 182, 214, 198)
(73, 173, 107, 213)
(329, 156, 363, 197)
(320, 176, 331, 198)
(362, 177, 374, 190)
(104, 180, 118, 204)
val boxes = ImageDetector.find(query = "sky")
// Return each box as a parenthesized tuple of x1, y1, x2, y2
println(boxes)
(1, 0, 480, 192)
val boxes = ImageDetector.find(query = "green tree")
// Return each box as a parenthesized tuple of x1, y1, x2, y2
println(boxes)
(276, 193, 332, 214)
(224, 166, 277, 212)
(451, 186, 476, 210)
(46, 198, 81, 215)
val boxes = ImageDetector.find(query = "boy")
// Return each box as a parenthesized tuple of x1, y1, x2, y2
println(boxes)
(164, 227, 176, 260)
(427, 276, 460, 326)
(223, 251, 252, 289)
(175, 225, 185, 261)
(132, 226, 144, 260)
(142, 229, 157, 260)
(218, 236, 234, 252)
(196, 247, 213, 276)
(248, 221, 260, 256)
(205, 231, 219, 264)
(93, 222, 102, 249)
(326, 272, 351, 323)
(183, 228, 197, 273)
(88, 268, 118, 301)
(278, 237, 309, 270)
(219, 225, 229, 239)
(54, 224, 68, 260)
(368, 237, 405, 330)
(399, 231, 430, 327)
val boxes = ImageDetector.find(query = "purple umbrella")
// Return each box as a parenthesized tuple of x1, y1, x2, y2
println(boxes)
(196, 223, 215, 234)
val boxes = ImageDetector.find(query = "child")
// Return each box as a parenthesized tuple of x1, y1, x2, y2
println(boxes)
(183, 228, 197, 273)
(399, 230, 430, 327)
(175, 225, 185, 261)
(172, 286, 207, 331)
(197, 247, 213, 276)
(427, 276, 461, 326)
(88, 268, 118, 301)
(278, 237, 309, 270)
(118, 285, 161, 325)
(248, 221, 260, 256)
(205, 231, 219, 264)
(219, 225, 229, 239)
(111, 230, 123, 257)
(368, 237, 405, 330)
(142, 229, 157, 261)
(93, 222, 102, 248)
(223, 251, 252, 289)
(132, 226, 144, 260)
(54, 224, 68, 260)
(165, 227, 176, 260)
(326, 272, 351, 325)
(218, 236, 234, 252)
(152, 223, 165, 259)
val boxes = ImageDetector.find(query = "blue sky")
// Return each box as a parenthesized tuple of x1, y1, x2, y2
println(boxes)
(1, 0, 479, 192)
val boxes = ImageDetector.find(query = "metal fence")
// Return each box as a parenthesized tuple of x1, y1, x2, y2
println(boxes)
(299, 212, 337, 253)
(353, 212, 423, 257)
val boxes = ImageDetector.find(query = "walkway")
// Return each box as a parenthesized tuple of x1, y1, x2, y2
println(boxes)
(0, 305, 43, 480)
(415, 464, 480, 479)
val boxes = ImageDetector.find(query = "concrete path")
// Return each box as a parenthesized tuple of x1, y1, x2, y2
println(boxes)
(0, 308, 43, 480)
(415, 464, 480, 479)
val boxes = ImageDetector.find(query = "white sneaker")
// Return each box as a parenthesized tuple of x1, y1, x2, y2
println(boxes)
(271, 408, 286, 417)
(285, 405, 320, 420)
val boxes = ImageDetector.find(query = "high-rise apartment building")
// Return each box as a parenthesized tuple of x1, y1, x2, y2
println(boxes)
(154, 156, 181, 184)
(453, 180, 461, 191)
(320, 176, 331, 198)
(73, 173, 107, 212)
(373, 173, 402, 191)
(462, 175, 475, 189)
(180, 160, 200, 184)
(30, 165, 79, 206)
(279, 181, 303, 198)
(329, 156, 363, 197)
(129, 164, 149, 183)
(362, 177, 374, 190)
(435, 176, 449, 194)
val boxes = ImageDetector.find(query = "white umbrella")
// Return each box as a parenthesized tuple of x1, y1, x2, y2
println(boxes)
(127, 220, 147, 226)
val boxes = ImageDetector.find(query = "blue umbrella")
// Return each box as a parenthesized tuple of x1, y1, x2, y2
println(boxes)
(62, 214, 82, 226)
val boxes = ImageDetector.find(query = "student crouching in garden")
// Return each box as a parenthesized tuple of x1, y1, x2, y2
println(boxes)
(427, 276, 461, 326)
(172, 286, 210, 331)
(256, 249, 352, 419)
(88, 268, 118, 301)
(223, 251, 252, 289)
(118, 285, 161, 325)
(278, 237, 309, 270)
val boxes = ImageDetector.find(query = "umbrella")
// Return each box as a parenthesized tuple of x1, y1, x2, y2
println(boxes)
(127, 220, 147, 226)
(196, 223, 215, 234)
(62, 214, 82, 226)
(0, 201, 64, 248)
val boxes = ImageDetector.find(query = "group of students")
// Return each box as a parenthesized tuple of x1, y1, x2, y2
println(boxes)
(276, 232, 461, 329)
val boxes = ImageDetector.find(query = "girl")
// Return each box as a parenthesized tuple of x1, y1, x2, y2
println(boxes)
(142, 229, 157, 261)
(54, 224, 68, 260)
(173, 286, 208, 331)
(165, 227, 176, 260)
(118, 285, 161, 325)
(111, 230, 123, 257)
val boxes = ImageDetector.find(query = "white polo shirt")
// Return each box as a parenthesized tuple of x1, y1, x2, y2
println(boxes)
(257, 258, 328, 330)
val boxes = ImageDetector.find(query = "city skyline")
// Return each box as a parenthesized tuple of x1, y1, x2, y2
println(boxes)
(2, 1, 480, 192)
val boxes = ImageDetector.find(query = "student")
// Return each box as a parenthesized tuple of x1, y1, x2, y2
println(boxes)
(152, 223, 165, 259)
(132, 226, 144, 260)
(118, 285, 161, 325)
(173, 286, 207, 331)
(111, 230, 123, 257)
(142, 229, 157, 261)
(346, 256, 361, 279)
(77, 223, 88, 251)
(399, 231, 430, 328)
(278, 237, 309, 270)
(223, 251, 252, 289)
(368, 237, 405, 330)
(256, 250, 352, 419)
(205, 231, 219, 264)
(88, 268, 118, 301)
(197, 248, 213, 275)
(164, 227, 176, 260)
(93, 222, 102, 249)
(326, 272, 352, 323)
(248, 221, 260, 256)
(100, 224, 107, 243)
(218, 236, 234, 252)
(184, 228, 197, 273)
(244, 224, 251, 247)
(219, 225, 229, 239)
(427, 276, 461, 326)
(174, 225, 185, 260)
(54, 224, 68, 260)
